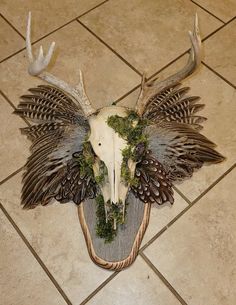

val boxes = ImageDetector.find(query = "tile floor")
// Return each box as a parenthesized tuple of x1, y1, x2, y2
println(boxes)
(0, 1, 235, 305)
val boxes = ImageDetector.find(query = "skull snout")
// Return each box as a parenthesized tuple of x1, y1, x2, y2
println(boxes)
(88, 106, 136, 224)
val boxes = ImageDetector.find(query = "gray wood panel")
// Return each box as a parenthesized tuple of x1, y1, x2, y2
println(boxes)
(83, 193, 145, 262)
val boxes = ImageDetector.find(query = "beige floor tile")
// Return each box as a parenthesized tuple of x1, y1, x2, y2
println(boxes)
(0, 95, 30, 182)
(204, 20, 236, 86)
(118, 56, 236, 202)
(0, 172, 112, 304)
(0, 0, 106, 40)
(0, 16, 24, 62)
(0, 209, 67, 305)
(87, 256, 182, 305)
(142, 191, 188, 246)
(81, 0, 222, 76)
(0, 21, 140, 109)
(144, 169, 236, 305)
(193, 0, 236, 22)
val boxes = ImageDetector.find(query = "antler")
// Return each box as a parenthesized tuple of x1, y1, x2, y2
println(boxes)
(135, 14, 201, 116)
(26, 12, 96, 117)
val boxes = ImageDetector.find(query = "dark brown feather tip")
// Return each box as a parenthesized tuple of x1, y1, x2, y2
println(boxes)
(132, 150, 174, 205)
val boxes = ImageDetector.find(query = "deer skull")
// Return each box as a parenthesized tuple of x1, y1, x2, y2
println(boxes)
(88, 106, 136, 227)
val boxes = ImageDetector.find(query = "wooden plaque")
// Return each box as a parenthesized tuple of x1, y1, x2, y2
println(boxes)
(78, 193, 151, 270)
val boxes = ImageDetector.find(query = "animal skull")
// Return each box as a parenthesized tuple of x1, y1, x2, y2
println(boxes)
(88, 106, 136, 227)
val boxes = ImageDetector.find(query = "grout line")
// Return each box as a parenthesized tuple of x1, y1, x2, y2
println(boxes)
(191, 163, 236, 204)
(113, 83, 140, 105)
(140, 163, 236, 251)
(79, 271, 119, 305)
(140, 205, 189, 252)
(78, 0, 110, 19)
(0, 202, 73, 305)
(115, 51, 189, 106)
(190, 0, 225, 24)
(0, 89, 17, 109)
(0, 13, 25, 39)
(226, 16, 236, 23)
(147, 51, 188, 81)
(202, 62, 236, 89)
(33, 0, 110, 45)
(201, 26, 225, 42)
(0, 47, 26, 64)
(0, 167, 24, 186)
(140, 253, 188, 305)
(77, 19, 142, 76)
(140, 226, 168, 252)
(173, 186, 192, 205)
(0, 1, 110, 64)
(202, 15, 236, 42)
(32, 19, 76, 45)
(115, 16, 236, 106)
(0, 90, 31, 127)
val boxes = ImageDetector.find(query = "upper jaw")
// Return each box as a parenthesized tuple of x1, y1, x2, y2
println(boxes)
(88, 105, 135, 228)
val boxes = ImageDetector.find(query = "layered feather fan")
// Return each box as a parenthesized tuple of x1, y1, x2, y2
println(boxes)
(143, 83, 225, 183)
(132, 150, 174, 205)
(14, 85, 94, 208)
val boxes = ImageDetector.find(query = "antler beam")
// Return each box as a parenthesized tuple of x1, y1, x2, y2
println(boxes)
(135, 14, 201, 116)
(26, 12, 96, 117)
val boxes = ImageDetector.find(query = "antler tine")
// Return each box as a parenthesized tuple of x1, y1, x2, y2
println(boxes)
(136, 14, 202, 116)
(25, 12, 96, 117)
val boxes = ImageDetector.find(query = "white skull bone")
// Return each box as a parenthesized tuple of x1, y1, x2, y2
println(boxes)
(88, 106, 136, 227)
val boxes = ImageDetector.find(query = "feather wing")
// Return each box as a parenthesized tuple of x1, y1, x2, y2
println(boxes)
(132, 150, 174, 205)
(145, 121, 225, 182)
(14, 85, 95, 209)
(143, 84, 206, 130)
(140, 82, 225, 182)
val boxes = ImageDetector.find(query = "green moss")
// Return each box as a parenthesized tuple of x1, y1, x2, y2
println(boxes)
(107, 111, 148, 147)
(121, 146, 133, 160)
(95, 195, 117, 243)
(110, 199, 124, 224)
(121, 160, 139, 187)
(95, 195, 128, 243)
(73, 141, 95, 177)
(95, 161, 108, 185)
(107, 111, 148, 187)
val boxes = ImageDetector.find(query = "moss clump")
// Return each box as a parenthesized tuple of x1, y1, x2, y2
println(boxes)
(95, 161, 108, 185)
(95, 196, 128, 243)
(121, 162, 139, 187)
(107, 111, 148, 187)
(108, 199, 124, 224)
(121, 147, 139, 187)
(73, 141, 95, 177)
(95, 195, 117, 243)
(107, 110, 148, 147)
